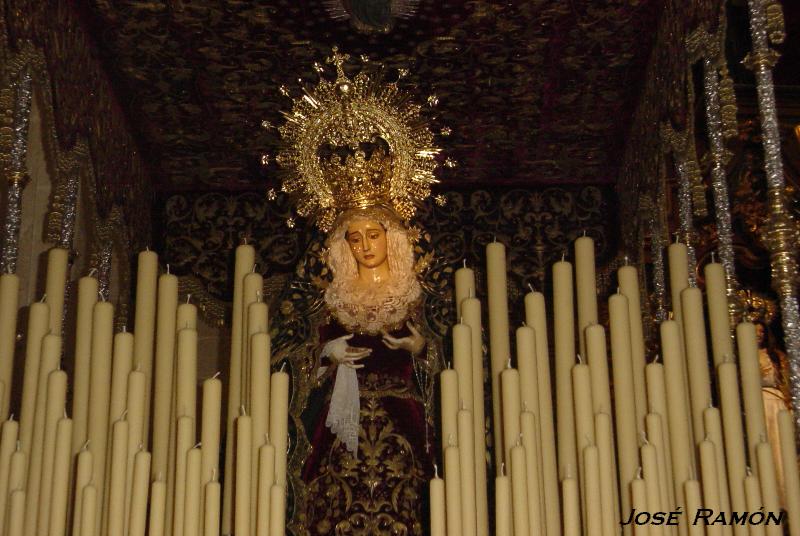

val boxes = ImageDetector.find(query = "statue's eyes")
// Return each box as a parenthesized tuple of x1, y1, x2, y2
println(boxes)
(368, 231, 381, 240)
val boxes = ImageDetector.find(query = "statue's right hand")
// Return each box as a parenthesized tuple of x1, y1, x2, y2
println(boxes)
(322, 334, 371, 370)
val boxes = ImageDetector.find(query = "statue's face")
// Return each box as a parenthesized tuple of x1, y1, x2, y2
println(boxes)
(345, 218, 388, 269)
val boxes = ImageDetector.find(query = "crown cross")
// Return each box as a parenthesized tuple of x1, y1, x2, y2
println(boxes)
(327, 47, 350, 80)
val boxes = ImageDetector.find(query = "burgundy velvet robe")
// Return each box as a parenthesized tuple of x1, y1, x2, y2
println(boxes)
(300, 320, 434, 535)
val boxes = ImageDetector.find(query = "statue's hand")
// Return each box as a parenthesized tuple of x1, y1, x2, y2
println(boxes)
(382, 322, 425, 356)
(322, 333, 371, 370)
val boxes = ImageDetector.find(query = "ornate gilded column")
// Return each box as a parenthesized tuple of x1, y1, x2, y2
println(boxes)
(1, 69, 33, 274)
(744, 0, 800, 438)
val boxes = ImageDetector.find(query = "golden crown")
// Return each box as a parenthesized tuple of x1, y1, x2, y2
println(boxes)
(273, 48, 444, 231)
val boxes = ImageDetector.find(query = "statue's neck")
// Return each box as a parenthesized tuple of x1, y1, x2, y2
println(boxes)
(356, 262, 391, 285)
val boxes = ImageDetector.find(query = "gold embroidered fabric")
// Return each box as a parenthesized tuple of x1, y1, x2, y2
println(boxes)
(304, 398, 426, 536)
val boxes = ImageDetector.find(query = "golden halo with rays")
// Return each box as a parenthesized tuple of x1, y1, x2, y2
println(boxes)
(274, 47, 443, 231)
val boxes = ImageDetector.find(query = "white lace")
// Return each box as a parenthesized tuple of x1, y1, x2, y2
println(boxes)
(321, 338, 361, 455)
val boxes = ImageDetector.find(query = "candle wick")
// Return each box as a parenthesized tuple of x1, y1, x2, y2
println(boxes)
(516, 434, 523, 447)
(711, 251, 716, 263)
(448, 433, 455, 447)
(500, 462, 505, 476)
(242, 236, 248, 245)
(157, 471, 163, 482)
(88, 268, 98, 277)
(7, 413, 12, 422)
(122, 325, 127, 333)
(265, 433, 269, 444)
(280, 362, 286, 373)
(636, 466, 642, 479)
(63, 408, 67, 419)
(653, 353, 661, 363)
(561, 252, 565, 262)
(145, 246, 150, 252)
(459, 316, 463, 324)
(193, 442, 201, 449)
(463, 259, 467, 268)
(40, 293, 47, 303)
(617, 286, 621, 294)
(527, 282, 534, 293)
(521, 321, 526, 327)
(240, 405, 247, 417)
(120, 409, 128, 421)
(212, 468, 217, 482)
(166, 264, 171, 274)
(576, 353, 583, 364)
(624, 255, 629, 265)
(82, 440, 90, 451)
(493, 235, 497, 243)
(212, 371, 221, 380)
(256, 291, 262, 303)
(640, 431, 648, 445)
(252, 264, 258, 273)
(139, 443, 144, 451)
(522, 402, 528, 412)
(506, 357, 512, 369)
(583, 230, 586, 237)
(468, 288, 473, 299)
(746, 466, 752, 476)
(15, 440, 21, 451)
(460, 399, 465, 411)
(186, 294, 192, 304)
(446, 360, 451, 370)
(434, 463, 439, 478)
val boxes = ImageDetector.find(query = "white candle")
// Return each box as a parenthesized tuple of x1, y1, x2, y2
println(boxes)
(71, 275, 98, 457)
(680, 287, 712, 441)
(453, 323, 474, 413)
(268, 484, 285, 536)
(236, 414, 252, 536)
(486, 241, 511, 469)
(586, 324, 613, 416)
(667, 242, 689, 329)
(249, 332, 270, 531)
(25, 342, 63, 536)
(572, 360, 595, 495)
(107, 418, 129, 536)
(46, 417, 72, 536)
(703, 407, 731, 536)
(574, 235, 598, 358)
(268, 370, 289, 487)
(132, 250, 158, 448)
(583, 445, 603, 536)
(744, 473, 765, 536)
(128, 450, 151, 536)
(596, 413, 619, 536)
(19, 301, 49, 457)
(460, 297, 489, 536)
(562, 468, 580, 536)
(699, 439, 723, 536)
(241, 271, 263, 409)
(510, 443, 530, 536)
(524, 291, 560, 536)
(684, 479, 703, 536)
(176, 301, 197, 331)
(736, 323, 767, 472)
(553, 259, 577, 480)
(176, 328, 198, 436)
(0, 274, 19, 420)
(184, 448, 202, 536)
(496, 469, 512, 536)
(125, 370, 146, 528)
(703, 262, 733, 367)
(454, 264, 475, 318)
(152, 271, 178, 484)
(660, 320, 695, 500)
(204, 480, 221, 536)
(609, 292, 639, 533)
(148, 479, 166, 536)
(458, 409, 477, 536)
(224, 244, 255, 536)
(645, 413, 673, 513)
(257, 441, 275, 536)
(445, 441, 462, 536)
(500, 365, 521, 470)
(619, 264, 648, 433)
(0, 417, 19, 532)
(38, 371, 68, 531)
(6, 489, 25, 536)
(716, 360, 747, 536)
(520, 411, 544, 536)
(642, 442, 664, 536)
(173, 416, 193, 536)
(440, 368, 459, 462)
(755, 442, 782, 536)
(71, 446, 92, 536)
(108, 331, 133, 434)
(430, 467, 446, 536)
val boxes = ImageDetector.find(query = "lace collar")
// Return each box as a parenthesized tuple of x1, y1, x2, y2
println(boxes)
(324, 275, 421, 335)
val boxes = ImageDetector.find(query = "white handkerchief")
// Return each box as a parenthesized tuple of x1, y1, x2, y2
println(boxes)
(325, 364, 360, 455)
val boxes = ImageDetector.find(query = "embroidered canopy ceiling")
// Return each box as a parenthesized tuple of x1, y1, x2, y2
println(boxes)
(78, 1, 662, 192)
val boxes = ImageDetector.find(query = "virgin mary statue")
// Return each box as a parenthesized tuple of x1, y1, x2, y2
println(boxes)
(271, 49, 447, 535)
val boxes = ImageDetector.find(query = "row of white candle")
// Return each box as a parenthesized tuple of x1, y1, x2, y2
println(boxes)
(433, 237, 800, 536)
(0, 246, 291, 536)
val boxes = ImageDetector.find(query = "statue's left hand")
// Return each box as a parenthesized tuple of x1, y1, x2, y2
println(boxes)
(382, 321, 425, 356)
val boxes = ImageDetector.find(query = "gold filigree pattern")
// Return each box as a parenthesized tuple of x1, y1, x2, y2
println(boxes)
(304, 398, 425, 536)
